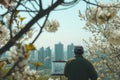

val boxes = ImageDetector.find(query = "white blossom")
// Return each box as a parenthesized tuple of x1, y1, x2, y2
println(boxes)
(0, 0, 16, 9)
(18, 59, 28, 67)
(8, 46, 24, 64)
(0, 23, 10, 47)
(108, 29, 120, 45)
(44, 20, 59, 32)
(27, 30, 33, 38)
(85, 3, 117, 25)
(14, 71, 23, 80)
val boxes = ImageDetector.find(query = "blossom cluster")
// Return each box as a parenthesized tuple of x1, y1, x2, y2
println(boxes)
(1, 13, 36, 79)
(0, 23, 10, 48)
(85, 2, 118, 25)
(6, 44, 37, 80)
(44, 19, 59, 32)
(0, 0, 16, 9)
(12, 66, 39, 80)
(81, 2, 120, 46)
(84, 28, 120, 79)
(108, 29, 120, 45)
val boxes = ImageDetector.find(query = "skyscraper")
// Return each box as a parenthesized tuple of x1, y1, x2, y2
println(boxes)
(54, 42, 64, 61)
(44, 47, 52, 68)
(38, 47, 45, 63)
(30, 50, 38, 61)
(67, 43, 74, 59)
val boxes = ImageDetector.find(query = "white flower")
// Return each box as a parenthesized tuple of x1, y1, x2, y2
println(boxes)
(0, 0, 9, 8)
(18, 59, 28, 67)
(97, 77, 102, 80)
(27, 31, 33, 38)
(0, 23, 10, 47)
(27, 70, 37, 76)
(44, 20, 59, 32)
(108, 29, 120, 45)
(0, 0, 16, 9)
(85, 2, 117, 25)
(14, 71, 23, 80)
(103, 60, 107, 63)
(8, 46, 25, 64)
(11, 73, 15, 76)
(48, 78, 54, 80)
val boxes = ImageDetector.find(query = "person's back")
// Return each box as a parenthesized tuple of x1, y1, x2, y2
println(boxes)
(64, 46, 98, 80)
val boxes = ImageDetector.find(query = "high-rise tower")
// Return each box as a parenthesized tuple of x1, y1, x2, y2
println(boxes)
(38, 47, 45, 63)
(54, 42, 64, 61)
(67, 43, 74, 59)
(44, 47, 52, 68)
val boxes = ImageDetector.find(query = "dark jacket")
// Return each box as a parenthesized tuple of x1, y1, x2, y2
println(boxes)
(64, 55, 98, 80)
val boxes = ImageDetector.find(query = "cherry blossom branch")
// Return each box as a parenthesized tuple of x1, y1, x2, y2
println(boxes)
(0, 0, 64, 55)
(8, 0, 22, 38)
(2, 58, 21, 79)
(83, 0, 120, 8)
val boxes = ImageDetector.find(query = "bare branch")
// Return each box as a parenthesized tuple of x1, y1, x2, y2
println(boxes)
(32, 13, 50, 44)
(8, 0, 23, 38)
(39, 0, 43, 10)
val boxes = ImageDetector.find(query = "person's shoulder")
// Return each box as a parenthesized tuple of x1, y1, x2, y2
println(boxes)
(83, 58, 94, 66)
(67, 57, 76, 63)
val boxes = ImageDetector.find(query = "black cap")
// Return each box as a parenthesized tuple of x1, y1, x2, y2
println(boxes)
(74, 46, 84, 55)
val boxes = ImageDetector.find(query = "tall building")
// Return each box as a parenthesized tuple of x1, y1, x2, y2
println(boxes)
(44, 47, 52, 68)
(67, 43, 74, 59)
(54, 42, 64, 61)
(38, 47, 45, 63)
(30, 50, 38, 61)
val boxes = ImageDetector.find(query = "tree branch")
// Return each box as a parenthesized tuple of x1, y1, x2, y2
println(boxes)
(8, 0, 22, 38)
(0, 0, 64, 55)
(83, 0, 100, 7)
(31, 13, 50, 44)
(39, 0, 43, 10)
(2, 58, 21, 79)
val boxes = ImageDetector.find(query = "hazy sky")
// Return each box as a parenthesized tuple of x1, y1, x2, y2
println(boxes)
(34, 1, 92, 49)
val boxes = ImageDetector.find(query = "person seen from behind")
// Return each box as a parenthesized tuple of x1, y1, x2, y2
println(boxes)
(64, 46, 98, 80)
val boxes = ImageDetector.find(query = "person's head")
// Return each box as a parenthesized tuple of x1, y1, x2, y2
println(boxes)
(74, 46, 84, 55)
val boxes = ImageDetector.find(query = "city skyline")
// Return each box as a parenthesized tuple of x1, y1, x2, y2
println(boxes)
(29, 42, 76, 61)
(37, 41, 83, 51)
